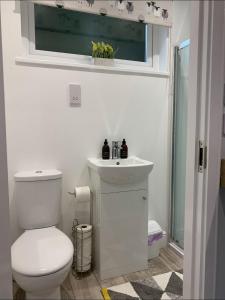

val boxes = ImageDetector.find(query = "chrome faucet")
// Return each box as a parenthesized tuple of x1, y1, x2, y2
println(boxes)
(112, 141, 120, 159)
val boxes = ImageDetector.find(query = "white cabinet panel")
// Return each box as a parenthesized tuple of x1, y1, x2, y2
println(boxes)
(100, 190, 148, 278)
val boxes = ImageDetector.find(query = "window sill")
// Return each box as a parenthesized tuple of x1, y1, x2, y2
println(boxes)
(15, 55, 170, 77)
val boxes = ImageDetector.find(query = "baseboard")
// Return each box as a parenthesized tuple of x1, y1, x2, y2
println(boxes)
(168, 242, 184, 257)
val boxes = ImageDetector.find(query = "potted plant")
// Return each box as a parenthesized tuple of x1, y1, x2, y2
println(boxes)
(91, 41, 117, 66)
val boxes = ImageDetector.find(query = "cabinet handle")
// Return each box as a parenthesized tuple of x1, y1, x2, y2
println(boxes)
(142, 196, 147, 200)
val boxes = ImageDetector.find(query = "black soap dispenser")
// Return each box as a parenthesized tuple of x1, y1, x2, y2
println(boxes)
(102, 139, 110, 159)
(120, 139, 128, 159)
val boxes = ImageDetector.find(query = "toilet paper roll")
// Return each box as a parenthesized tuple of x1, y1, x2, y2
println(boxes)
(76, 224, 92, 272)
(75, 186, 90, 203)
(76, 224, 92, 238)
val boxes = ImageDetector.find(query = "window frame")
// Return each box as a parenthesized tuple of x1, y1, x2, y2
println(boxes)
(25, 2, 169, 72)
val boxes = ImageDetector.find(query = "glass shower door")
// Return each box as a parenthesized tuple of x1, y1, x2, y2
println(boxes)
(171, 40, 190, 249)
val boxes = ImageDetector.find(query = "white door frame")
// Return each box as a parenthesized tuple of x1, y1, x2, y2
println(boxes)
(0, 3, 12, 299)
(184, 1, 225, 299)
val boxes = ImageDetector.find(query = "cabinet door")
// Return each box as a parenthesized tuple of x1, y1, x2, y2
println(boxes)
(100, 190, 148, 278)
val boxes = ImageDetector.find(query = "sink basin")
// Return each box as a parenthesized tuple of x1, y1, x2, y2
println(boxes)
(88, 156, 154, 185)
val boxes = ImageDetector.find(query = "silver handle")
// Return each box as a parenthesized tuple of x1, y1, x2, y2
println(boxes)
(68, 191, 76, 196)
(198, 140, 207, 173)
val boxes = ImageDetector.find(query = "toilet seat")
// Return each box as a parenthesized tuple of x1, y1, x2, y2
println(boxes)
(11, 226, 74, 277)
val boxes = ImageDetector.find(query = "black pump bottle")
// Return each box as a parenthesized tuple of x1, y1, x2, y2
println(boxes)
(120, 139, 128, 159)
(102, 139, 110, 159)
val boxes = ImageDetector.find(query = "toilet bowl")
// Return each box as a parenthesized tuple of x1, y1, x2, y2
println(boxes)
(13, 260, 72, 300)
(12, 227, 74, 300)
(11, 170, 74, 300)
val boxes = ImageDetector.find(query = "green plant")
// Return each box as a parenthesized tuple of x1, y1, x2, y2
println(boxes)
(91, 41, 117, 59)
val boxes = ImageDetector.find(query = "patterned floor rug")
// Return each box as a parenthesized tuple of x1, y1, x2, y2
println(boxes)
(101, 271, 183, 300)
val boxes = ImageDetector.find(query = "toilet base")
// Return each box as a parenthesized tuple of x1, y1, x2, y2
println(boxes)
(26, 287, 60, 300)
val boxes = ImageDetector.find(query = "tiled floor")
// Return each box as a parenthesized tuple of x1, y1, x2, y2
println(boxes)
(14, 247, 183, 300)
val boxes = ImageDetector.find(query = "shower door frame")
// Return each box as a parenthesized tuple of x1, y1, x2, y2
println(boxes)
(170, 39, 190, 252)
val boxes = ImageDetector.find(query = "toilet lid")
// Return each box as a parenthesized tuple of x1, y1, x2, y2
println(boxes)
(11, 227, 74, 276)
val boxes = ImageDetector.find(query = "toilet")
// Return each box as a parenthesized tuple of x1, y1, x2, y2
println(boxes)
(11, 170, 74, 300)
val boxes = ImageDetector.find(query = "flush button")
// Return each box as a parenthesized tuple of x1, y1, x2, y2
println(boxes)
(35, 170, 43, 174)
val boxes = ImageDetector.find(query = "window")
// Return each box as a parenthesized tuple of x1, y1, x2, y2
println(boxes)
(29, 4, 153, 64)
(24, 3, 170, 72)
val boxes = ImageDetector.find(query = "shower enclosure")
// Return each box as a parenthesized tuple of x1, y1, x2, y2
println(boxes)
(171, 40, 190, 250)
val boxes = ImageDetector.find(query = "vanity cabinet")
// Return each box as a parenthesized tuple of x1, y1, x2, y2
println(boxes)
(88, 156, 154, 280)
(89, 170, 149, 280)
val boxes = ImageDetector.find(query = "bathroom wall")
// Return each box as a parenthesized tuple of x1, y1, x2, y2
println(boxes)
(1, 1, 170, 241)
(172, 1, 190, 46)
(0, 4, 12, 298)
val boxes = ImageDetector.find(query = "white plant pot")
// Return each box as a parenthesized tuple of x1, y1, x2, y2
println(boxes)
(93, 57, 114, 67)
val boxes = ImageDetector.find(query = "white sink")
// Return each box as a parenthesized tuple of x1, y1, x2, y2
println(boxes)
(88, 156, 154, 185)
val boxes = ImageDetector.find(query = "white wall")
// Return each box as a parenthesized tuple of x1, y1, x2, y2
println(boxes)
(1, 1, 170, 242)
(0, 3, 12, 298)
(172, 1, 190, 46)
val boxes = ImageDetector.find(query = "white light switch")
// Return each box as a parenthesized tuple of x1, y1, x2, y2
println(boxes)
(69, 83, 81, 107)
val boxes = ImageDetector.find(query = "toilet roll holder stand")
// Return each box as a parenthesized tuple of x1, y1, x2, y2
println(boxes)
(68, 189, 92, 278)
(71, 218, 92, 279)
